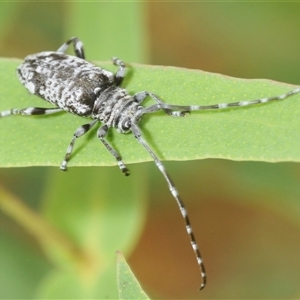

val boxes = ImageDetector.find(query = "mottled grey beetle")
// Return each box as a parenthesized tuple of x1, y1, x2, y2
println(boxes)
(1, 37, 300, 290)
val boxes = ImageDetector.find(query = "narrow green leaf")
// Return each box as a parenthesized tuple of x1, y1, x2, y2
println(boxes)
(38, 167, 147, 298)
(116, 250, 150, 300)
(0, 3, 18, 41)
(64, 2, 147, 63)
(0, 232, 50, 299)
(0, 58, 299, 168)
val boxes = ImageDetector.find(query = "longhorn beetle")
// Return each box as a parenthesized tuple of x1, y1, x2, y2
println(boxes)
(1, 37, 300, 290)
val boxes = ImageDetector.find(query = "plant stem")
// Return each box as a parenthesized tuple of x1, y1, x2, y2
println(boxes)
(0, 184, 85, 268)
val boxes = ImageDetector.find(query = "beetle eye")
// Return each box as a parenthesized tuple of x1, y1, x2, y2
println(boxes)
(94, 87, 101, 96)
(121, 118, 131, 131)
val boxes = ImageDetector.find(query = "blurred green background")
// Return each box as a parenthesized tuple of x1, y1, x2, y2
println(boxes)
(0, 2, 300, 299)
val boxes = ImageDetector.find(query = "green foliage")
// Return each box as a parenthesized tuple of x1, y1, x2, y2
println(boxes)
(0, 2, 151, 299)
(117, 251, 150, 299)
(0, 2, 300, 300)
(1, 58, 299, 168)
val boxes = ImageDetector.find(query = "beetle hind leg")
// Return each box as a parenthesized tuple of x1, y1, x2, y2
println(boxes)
(57, 37, 85, 59)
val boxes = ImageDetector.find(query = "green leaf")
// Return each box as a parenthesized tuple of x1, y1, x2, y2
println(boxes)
(0, 3, 18, 41)
(0, 58, 299, 168)
(64, 2, 147, 63)
(36, 264, 120, 299)
(35, 166, 147, 298)
(116, 250, 150, 300)
(0, 232, 50, 299)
